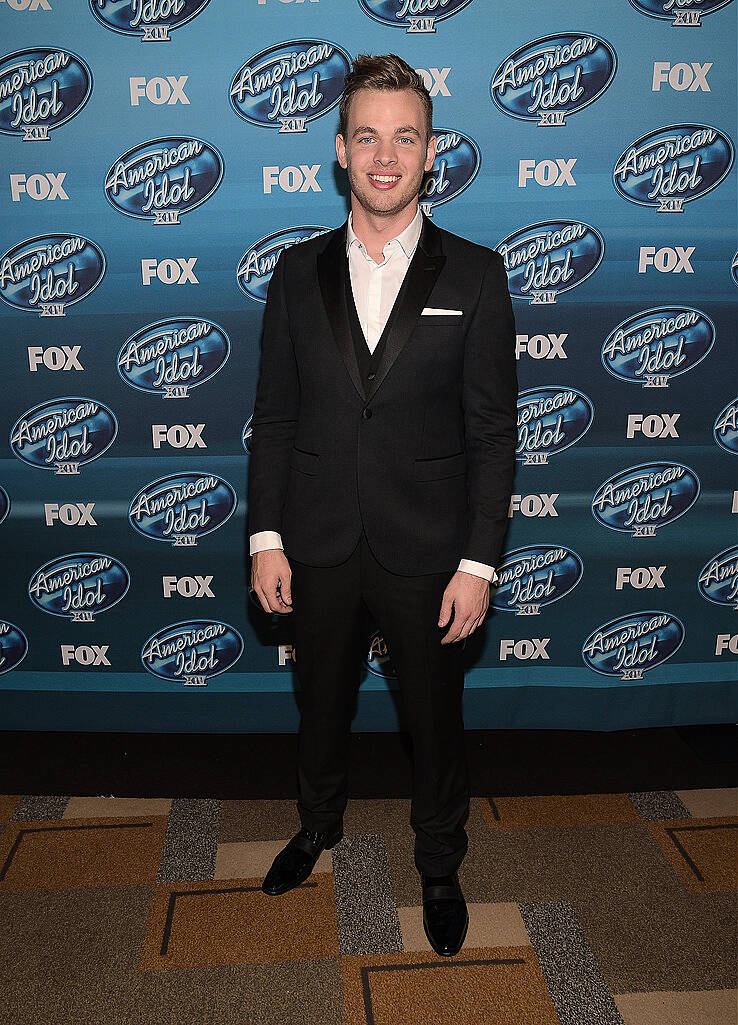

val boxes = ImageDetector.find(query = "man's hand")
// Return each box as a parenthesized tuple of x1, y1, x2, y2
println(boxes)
(438, 571, 490, 644)
(250, 549, 293, 614)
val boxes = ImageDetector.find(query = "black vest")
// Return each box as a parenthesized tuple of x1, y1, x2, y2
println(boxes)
(344, 254, 410, 399)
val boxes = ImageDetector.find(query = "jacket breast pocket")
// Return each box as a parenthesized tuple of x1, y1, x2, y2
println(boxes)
(289, 447, 320, 476)
(414, 451, 466, 481)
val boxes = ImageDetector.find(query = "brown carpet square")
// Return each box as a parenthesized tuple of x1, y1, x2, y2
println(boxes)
(0, 795, 20, 821)
(482, 793, 641, 829)
(0, 816, 168, 892)
(645, 817, 738, 893)
(140, 873, 340, 969)
(341, 946, 560, 1025)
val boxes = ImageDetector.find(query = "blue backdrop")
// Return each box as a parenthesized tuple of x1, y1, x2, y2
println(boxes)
(1, 0, 736, 732)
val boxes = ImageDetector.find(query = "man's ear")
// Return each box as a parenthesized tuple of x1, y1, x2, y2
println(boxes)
(424, 133, 438, 173)
(336, 134, 348, 169)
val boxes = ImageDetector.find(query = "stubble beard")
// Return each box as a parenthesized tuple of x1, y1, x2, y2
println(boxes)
(346, 162, 425, 220)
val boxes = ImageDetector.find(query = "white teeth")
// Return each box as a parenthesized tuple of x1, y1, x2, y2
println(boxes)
(370, 175, 400, 182)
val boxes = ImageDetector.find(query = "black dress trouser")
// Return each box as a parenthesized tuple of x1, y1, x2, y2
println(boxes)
(289, 529, 471, 876)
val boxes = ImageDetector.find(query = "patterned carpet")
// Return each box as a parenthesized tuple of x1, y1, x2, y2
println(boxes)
(0, 787, 736, 1025)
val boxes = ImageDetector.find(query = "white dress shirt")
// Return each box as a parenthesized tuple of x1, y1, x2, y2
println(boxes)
(249, 208, 497, 584)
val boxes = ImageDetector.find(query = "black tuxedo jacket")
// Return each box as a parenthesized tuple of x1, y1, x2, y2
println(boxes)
(247, 213, 517, 575)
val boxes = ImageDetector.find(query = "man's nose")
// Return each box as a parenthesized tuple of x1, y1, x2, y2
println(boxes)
(374, 142, 397, 165)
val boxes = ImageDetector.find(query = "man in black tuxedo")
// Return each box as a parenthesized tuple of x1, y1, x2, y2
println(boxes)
(248, 54, 517, 957)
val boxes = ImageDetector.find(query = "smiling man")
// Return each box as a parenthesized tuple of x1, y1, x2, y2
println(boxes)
(248, 54, 517, 957)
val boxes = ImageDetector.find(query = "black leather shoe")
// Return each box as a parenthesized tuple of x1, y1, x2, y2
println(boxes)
(261, 826, 343, 896)
(421, 873, 469, 957)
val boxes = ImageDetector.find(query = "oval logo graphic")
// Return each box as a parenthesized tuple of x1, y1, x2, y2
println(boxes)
(230, 40, 351, 131)
(491, 33, 616, 126)
(129, 472, 237, 545)
(583, 611, 684, 679)
(358, 0, 474, 31)
(10, 397, 117, 473)
(731, 252, 738, 287)
(698, 546, 738, 608)
(601, 307, 715, 388)
(0, 48, 92, 140)
(628, 0, 734, 25)
(497, 221, 603, 302)
(0, 234, 105, 316)
(28, 553, 129, 622)
(105, 138, 223, 225)
(592, 462, 700, 535)
(613, 125, 734, 213)
(517, 387, 593, 463)
(0, 621, 28, 676)
(141, 620, 243, 683)
(238, 226, 330, 303)
(90, 0, 212, 39)
(714, 397, 738, 454)
(420, 129, 480, 211)
(118, 317, 230, 398)
(494, 546, 583, 615)
(365, 629, 397, 679)
(0, 485, 9, 526)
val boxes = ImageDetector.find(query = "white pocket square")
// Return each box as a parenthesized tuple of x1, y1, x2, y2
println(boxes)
(421, 307, 463, 316)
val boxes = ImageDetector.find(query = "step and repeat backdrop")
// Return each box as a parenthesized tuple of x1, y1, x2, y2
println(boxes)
(1, 0, 736, 732)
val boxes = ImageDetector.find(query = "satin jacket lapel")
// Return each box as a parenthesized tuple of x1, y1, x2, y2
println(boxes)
(317, 222, 365, 401)
(365, 214, 446, 404)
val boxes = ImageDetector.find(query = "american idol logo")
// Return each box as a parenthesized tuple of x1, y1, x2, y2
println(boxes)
(28, 553, 129, 623)
(592, 462, 700, 537)
(613, 125, 734, 214)
(732, 252, 738, 287)
(714, 397, 738, 454)
(493, 546, 583, 616)
(0, 621, 28, 676)
(365, 629, 397, 679)
(419, 130, 480, 215)
(105, 138, 223, 226)
(129, 472, 237, 546)
(0, 234, 105, 318)
(10, 398, 117, 475)
(242, 414, 252, 453)
(90, 0, 212, 42)
(230, 40, 350, 133)
(358, 0, 474, 33)
(141, 619, 243, 685)
(0, 48, 92, 141)
(238, 226, 329, 303)
(0, 485, 9, 526)
(698, 546, 738, 609)
(583, 611, 683, 680)
(517, 386, 593, 464)
(628, 0, 734, 27)
(497, 221, 603, 304)
(490, 33, 617, 127)
(601, 307, 715, 389)
(118, 318, 230, 399)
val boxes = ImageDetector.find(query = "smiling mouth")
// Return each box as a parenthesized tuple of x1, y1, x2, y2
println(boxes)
(368, 174, 401, 185)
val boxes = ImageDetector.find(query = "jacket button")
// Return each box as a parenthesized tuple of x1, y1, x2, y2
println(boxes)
(362, 407, 372, 419)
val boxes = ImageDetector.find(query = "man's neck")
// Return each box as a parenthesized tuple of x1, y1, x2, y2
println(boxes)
(350, 201, 419, 263)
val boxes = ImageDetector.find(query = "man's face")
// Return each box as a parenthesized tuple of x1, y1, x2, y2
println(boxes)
(336, 88, 436, 219)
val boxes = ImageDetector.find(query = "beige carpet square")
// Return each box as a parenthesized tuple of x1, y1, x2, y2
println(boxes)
(214, 840, 332, 879)
(397, 902, 528, 952)
(676, 789, 738, 819)
(614, 988, 738, 1025)
(64, 797, 172, 818)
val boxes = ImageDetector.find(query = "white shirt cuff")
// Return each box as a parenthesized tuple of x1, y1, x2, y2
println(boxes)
(457, 558, 497, 583)
(249, 530, 284, 555)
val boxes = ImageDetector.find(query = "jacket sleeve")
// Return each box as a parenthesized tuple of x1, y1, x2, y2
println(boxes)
(246, 252, 300, 538)
(461, 249, 518, 569)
